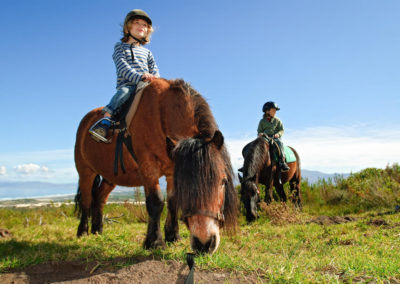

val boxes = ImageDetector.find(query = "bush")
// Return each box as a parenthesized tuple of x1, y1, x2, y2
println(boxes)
(301, 164, 400, 214)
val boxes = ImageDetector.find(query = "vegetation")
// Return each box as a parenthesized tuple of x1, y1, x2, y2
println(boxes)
(1, 164, 400, 282)
(301, 163, 400, 215)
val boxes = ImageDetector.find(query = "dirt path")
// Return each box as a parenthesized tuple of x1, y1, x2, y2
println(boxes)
(1, 257, 263, 283)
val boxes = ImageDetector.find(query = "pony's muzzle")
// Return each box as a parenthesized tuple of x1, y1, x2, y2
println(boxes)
(191, 235, 217, 254)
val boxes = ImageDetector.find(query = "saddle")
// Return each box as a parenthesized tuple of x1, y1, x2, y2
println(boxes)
(262, 136, 296, 164)
(241, 135, 295, 164)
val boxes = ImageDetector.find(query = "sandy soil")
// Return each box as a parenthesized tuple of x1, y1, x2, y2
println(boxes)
(0, 257, 263, 284)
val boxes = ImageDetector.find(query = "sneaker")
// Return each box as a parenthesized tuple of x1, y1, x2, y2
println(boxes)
(89, 118, 113, 143)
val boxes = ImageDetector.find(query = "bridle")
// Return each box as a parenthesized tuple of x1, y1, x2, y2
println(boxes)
(241, 176, 260, 197)
(182, 208, 225, 226)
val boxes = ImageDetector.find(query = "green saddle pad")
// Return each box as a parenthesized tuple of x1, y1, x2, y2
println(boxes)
(271, 145, 296, 163)
(284, 146, 296, 163)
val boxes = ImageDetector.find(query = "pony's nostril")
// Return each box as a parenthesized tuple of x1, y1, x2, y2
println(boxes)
(209, 235, 216, 251)
(193, 236, 205, 253)
(193, 235, 217, 253)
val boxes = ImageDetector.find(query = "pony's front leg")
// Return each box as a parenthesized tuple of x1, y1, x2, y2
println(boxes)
(144, 183, 165, 249)
(290, 179, 302, 208)
(164, 176, 181, 242)
(264, 180, 274, 204)
(91, 179, 116, 234)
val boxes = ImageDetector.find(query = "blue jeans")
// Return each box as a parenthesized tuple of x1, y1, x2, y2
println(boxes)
(103, 85, 136, 116)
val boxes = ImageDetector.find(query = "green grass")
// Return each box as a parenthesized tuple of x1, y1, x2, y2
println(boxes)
(1, 203, 400, 282)
(1, 165, 400, 282)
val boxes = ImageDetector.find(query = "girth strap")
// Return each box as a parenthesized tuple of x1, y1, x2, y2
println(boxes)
(114, 130, 138, 176)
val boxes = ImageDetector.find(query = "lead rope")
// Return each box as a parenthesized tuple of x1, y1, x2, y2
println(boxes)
(184, 253, 195, 284)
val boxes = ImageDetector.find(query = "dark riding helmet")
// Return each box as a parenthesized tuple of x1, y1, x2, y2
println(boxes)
(124, 9, 152, 26)
(262, 101, 280, 112)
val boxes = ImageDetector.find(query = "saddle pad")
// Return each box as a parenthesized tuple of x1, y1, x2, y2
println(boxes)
(284, 146, 296, 163)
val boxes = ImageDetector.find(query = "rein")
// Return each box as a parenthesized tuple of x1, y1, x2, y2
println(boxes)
(261, 134, 282, 157)
(184, 253, 195, 284)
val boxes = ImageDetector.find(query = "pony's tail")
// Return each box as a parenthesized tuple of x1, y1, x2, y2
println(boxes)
(74, 175, 102, 218)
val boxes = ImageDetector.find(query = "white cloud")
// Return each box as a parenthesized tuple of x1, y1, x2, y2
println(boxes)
(14, 163, 49, 175)
(0, 149, 76, 183)
(0, 166, 6, 176)
(225, 125, 400, 174)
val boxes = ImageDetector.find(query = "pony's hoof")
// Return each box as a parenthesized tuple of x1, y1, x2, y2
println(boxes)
(91, 226, 103, 235)
(144, 238, 166, 250)
(165, 233, 181, 243)
(77, 225, 89, 237)
(77, 230, 88, 238)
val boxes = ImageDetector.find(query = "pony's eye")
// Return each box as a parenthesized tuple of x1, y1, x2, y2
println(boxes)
(221, 178, 228, 187)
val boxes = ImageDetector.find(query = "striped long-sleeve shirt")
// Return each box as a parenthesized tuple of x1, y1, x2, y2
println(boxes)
(112, 42, 160, 89)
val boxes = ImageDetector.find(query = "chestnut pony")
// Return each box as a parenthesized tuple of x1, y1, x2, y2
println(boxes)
(74, 79, 237, 254)
(238, 136, 301, 222)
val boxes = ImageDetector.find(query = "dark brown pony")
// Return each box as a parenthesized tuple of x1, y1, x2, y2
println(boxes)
(74, 79, 237, 254)
(238, 137, 301, 222)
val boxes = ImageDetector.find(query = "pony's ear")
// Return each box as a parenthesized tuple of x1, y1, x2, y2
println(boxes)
(211, 130, 224, 149)
(166, 137, 177, 160)
(238, 173, 243, 183)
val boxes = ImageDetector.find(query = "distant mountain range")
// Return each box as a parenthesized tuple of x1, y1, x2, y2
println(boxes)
(0, 170, 348, 200)
(301, 169, 349, 184)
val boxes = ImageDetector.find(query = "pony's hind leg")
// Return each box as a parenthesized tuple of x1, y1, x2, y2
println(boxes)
(164, 175, 181, 243)
(91, 179, 116, 234)
(75, 173, 100, 237)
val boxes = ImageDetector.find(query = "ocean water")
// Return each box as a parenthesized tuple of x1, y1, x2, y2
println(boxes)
(0, 182, 77, 200)
(0, 182, 148, 201)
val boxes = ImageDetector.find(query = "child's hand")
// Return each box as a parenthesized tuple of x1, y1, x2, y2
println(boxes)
(273, 134, 279, 138)
(142, 73, 157, 82)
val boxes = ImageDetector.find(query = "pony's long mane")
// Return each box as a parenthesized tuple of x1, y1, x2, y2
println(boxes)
(171, 80, 237, 231)
(242, 137, 270, 180)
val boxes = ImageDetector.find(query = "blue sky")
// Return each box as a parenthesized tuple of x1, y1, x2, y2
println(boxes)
(1, 0, 399, 184)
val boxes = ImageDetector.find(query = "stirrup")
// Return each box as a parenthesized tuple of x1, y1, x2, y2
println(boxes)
(89, 117, 114, 143)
